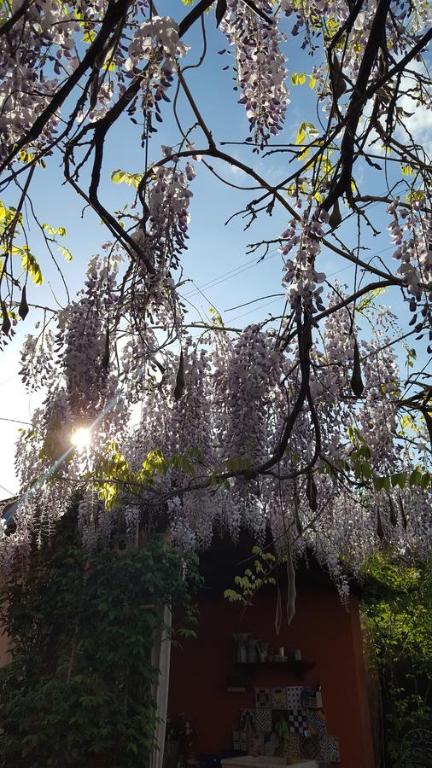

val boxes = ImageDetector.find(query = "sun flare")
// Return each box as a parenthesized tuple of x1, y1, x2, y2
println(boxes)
(71, 427, 92, 450)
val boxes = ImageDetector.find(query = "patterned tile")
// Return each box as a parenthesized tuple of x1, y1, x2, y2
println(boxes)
(301, 687, 318, 707)
(320, 734, 340, 763)
(300, 734, 321, 761)
(255, 687, 271, 709)
(239, 708, 256, 733)
(286, 685, 304, 709)
(271, 687, 287, 709)
(287, 709, 309, 737)
(307, 708, 327, 737)
(255, 708, 272, 733)
(287, 733, 301, 762)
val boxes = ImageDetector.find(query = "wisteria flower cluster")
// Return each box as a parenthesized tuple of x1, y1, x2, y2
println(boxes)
(1, 0, 432, 601)
(358, 338, 399, 464)
(55, 254, 120, 418)
(319, 293, 353, 398)
(281, 207, 327, 311)
(0, 8, 187, 162)
(0, 0, 79, 162)
(125, 15, 188, 126)
(126, 16, 187, 72)
(220, 0, 289, 146)
(133, 161, 194, 275)
(281, 0, 431, 79)
(388, 200, 432, 298)
(216, 325, 280, 465)
(121, 326, 159, 404)
(6, 262, 430, 596)
(118, 160, 194, 347)
(19, 329, 55, 392)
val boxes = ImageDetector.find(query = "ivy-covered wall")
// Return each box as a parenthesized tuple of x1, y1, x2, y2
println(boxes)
(0, 513, 200, 768)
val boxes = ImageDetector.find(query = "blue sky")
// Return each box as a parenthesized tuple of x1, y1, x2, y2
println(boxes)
(1, 5, 430, 496)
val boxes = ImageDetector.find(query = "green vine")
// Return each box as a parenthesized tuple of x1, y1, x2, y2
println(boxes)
(361, 552, 432, 767)
(0, 506, 200, 768)
(224, 546, 276, 606)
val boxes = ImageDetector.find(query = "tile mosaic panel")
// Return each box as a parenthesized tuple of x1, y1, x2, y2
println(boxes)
(301, 687, 321, 708)
(239, 709, 256, 733)
(300, 734, 321, 761)
(255, 708, 272, 733)
(271, 687, 287, 709)
(286, 686, 304, 710)
(255, 687, 271, 709)
(320, 734, 340, 763)
(287, 733, 301, 763)
(307, 708, 327, 737)
(287, 709, 309, 737)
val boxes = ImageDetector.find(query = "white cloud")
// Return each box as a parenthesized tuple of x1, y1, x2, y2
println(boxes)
(360, 60, 432, 164)
(399, 84, 432, 159)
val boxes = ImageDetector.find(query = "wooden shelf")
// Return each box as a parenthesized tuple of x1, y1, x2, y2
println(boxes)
(234, 660, 315, 679)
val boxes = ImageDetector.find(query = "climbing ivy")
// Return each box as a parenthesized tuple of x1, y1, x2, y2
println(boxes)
(0, 504, 200, 768)
(361, 552, 432, 767)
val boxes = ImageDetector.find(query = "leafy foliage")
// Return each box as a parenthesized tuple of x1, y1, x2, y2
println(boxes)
(362, 552, 432, 767)
(224, 546, 276, 606)
(0, 505, 200, 768)
(111, 169, 143, 189)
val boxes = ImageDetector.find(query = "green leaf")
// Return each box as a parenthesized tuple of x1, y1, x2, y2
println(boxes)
(43, 223, 67, 237)
(410, 469, 423, 487)
(405, 189, 425, 204)
(357, 286, 387, 313)
(226, 456, 252, 472)
(111, 169, 126, 184)
(362, 461, 373, 480)
(295, 123, 307, 145)
(101, 51, 116, 72)
(223, 589, 242, 602)
(347, 425, 357, 442)
(20, 248, 43, 285)
(58, 245, 73, 262)
(18, 148, 36, 164)
(374, 476, 390, 492)
(83, 28, 96, 43)
(209, 306, 224, 327)
(291, 72, 306, 86)
(400, 414, 415, 432)
(0, 200, 20, 227)
(111, 169, 143, 188)
(391, 473, 406, 489)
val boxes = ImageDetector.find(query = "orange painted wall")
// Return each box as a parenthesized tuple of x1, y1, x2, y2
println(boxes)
(168, 585, 375, 768)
